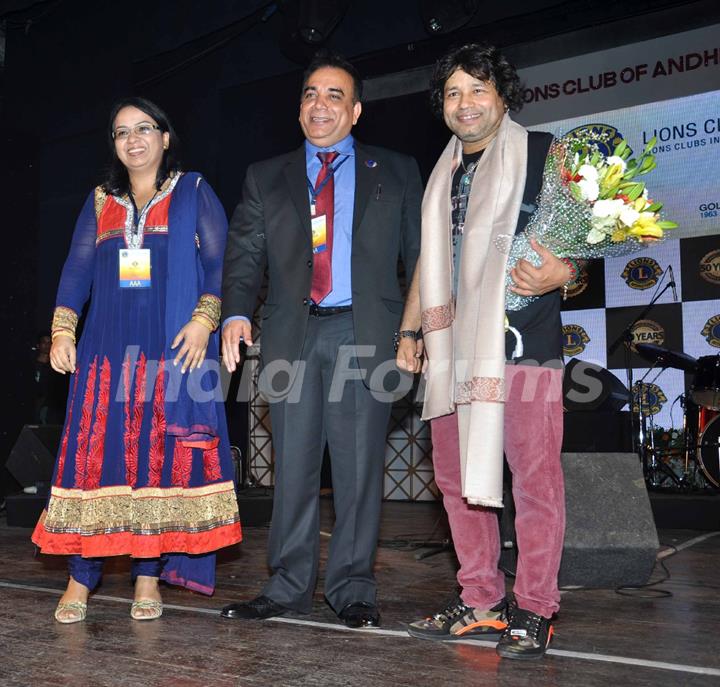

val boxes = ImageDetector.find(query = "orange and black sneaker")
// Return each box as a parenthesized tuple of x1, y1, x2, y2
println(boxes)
(406, 595, 509, 641)
(495, 607, 554, 660)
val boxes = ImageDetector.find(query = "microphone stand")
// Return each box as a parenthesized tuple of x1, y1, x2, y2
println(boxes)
(608, 279, 675, 457)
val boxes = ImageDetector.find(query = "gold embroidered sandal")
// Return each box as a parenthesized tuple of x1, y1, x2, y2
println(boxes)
(54, 600, 87, 624)
(130, 599, 163, 621)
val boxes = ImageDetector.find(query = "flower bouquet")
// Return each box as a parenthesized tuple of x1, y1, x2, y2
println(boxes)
(503, 129, 677, 311)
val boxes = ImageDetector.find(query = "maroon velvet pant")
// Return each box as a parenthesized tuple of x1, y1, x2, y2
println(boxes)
(430, 364, 565, 618)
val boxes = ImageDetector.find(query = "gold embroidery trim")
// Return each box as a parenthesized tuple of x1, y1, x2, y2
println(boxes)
(192, 294, 221, 331)
(43, 481, 240, 536)
(94, 186, 108, 219)
(96, 225, 168, 246)
(51, 306, 79, 343)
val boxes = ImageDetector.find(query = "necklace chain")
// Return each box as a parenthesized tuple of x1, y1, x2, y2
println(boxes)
(461, 157, 479, 174)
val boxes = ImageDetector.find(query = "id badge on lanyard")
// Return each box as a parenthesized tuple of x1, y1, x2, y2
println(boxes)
(311, 215, 328, 254)
(119, 248, 151, 288)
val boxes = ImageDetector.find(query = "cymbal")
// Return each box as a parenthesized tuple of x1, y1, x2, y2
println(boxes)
(635, 343, 698, 372)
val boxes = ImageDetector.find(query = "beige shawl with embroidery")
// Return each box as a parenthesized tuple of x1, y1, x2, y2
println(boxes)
(420, 114, 527, 507)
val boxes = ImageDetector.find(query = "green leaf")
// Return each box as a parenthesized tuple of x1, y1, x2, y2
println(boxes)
(657, 221, 678, 229)
(643, 136, 657, 155)
(626, 183, 644, 201)
(623, 167, 639, 180)
(614, 139, 627, 157)
(646, 202, 663, 212)
(639, 155, 655, 171)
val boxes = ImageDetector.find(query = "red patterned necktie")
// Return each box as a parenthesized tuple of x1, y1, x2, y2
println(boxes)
(310, 151, 339, 304)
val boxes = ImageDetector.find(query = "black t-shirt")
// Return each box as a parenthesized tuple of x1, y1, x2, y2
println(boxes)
(451, 133, 562, 366)
(507, 132, 562, 366)
(450, 150, 484, 296)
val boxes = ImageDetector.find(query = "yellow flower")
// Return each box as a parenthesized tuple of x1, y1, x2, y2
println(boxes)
(601, 163, 625, 192)
(629, 212, 664, 239)
(611, 225, 630, 242)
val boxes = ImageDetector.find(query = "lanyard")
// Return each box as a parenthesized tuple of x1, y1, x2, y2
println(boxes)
(129, 191, 158, 231)
(126, 190, 159, 249)
(306, 154, 350, 206)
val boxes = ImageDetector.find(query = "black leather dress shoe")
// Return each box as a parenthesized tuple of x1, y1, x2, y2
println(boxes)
(221, 595, 288, 620)
(337, 601, 380, 628)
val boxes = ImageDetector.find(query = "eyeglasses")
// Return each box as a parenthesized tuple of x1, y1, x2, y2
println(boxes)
(112, 123, 161, 140)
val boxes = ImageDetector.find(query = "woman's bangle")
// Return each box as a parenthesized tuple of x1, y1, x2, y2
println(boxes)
(51, 306, 78, 342)
(51, 329, 76, 343)
(192, 294, 221, 331)
(191, 312, 215, 331)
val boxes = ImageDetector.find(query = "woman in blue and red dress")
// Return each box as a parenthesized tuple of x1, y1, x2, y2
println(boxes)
(32, 97, 242, 623)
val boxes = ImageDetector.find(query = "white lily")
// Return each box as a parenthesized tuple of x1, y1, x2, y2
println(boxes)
(592, 198, 625, 218)
(577, 164, 599, 182)
(577, 178, 599, 201)
(619, 206, 640, 227)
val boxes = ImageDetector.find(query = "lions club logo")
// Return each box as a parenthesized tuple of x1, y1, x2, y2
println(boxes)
(702, 315, 720, 348)
(632, 382, 668, 416)
(700, 249, 720, 285)
(564, 124, 628, 157)
(562, 324, 591, 356)
(630, 319, 665, 352)
(564, 265, 589, 299)
(622, 257, 662, 290)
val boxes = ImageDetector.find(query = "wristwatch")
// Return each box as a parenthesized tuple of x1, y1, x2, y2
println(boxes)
(393, 329, 421, 352)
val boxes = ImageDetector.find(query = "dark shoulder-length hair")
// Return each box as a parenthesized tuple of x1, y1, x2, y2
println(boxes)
(429, 43, 524, 119)
(101, 96, 181, 196)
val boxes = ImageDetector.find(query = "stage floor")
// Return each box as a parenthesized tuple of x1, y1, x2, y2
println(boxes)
(0, 500, 718, 686)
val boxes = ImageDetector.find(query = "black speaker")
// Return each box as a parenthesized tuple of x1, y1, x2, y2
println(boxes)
(563, 359, 631, 412)
(6, 424, 61, 487)
(501, 452, 659, 588)
(562, 410, 633, 452)
(559, 452, 658, 586)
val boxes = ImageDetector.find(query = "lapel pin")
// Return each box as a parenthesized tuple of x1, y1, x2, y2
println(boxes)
(365, 159, 378, 168)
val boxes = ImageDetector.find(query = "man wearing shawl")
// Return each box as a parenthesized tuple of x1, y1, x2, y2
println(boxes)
(396, 44, 576, 660)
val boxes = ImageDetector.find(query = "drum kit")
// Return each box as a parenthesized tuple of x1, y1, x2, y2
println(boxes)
(635, 344, 720, 491)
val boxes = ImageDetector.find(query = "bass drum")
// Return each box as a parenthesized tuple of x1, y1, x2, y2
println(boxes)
(691, 355, 720, 411)
(699, 415, 720, 488)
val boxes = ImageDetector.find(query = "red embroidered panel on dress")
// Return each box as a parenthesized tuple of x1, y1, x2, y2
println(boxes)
(145, 195, 171, 227)
(85, 357, 111, 490)
(124, 353, 147, 487)
(55, 373, 80, 486)
(203, 447, 222, 483)
(171, 442, 193, 488)
(74, 356, 98, 489)
(147, 356, 166, 487)
(97, 196, 126, 236)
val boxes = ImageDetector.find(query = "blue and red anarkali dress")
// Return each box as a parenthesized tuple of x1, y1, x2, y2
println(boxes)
(32, 172, 242, 594)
